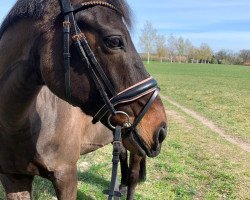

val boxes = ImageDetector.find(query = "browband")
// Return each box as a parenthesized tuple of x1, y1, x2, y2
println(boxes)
(63, 1, 121, 15)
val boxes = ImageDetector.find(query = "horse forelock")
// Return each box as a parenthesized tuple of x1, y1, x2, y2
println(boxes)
(105, 0, 133, 29)
(0, 0, 133, 39)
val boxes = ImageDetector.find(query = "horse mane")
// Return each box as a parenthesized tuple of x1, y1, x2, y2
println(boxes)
(0, 0, 47, 39)
(0, 0, 133, 39)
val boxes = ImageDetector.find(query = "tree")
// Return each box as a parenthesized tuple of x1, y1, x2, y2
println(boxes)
(215, 49, 241, 65)
(139, 21, 157, 64)
(184, 39, 193, 63)
(156, 35, 168, 63)
(167, 34, 177, 63)
(211, 56, 218, 64)
(215, 49, 228, 64)
(199, 43, 213, 64)
(189, 46, 199, 63)
(175, 37, 186, 63)
(226, 50, 240, 65)
(196, 48, 203, 63)
(239, 49, 250, 64)
(176, 37, 185, 56)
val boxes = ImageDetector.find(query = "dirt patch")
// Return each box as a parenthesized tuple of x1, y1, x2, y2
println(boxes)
(162, 95, 250, 153)
(166, 109, 194, 131)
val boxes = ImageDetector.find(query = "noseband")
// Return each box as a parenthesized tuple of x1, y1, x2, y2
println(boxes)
(59, 0, 159, 130)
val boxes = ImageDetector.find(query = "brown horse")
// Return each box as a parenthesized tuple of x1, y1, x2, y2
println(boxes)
(0, 0, 167, 199)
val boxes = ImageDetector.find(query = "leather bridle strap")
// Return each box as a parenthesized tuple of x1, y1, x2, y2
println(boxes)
(103, 91, 159, 200)
(62, 16, 71, 100)
(60, 0, 117, 116)
(93, 77, 158, 124)
(73, 33, 117, 115)
(131, 88, 159, 130)
(103, 126, 123, 199)
(61, 0, 117, 98)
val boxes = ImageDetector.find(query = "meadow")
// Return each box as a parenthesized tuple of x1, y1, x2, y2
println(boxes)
(0, 62, 249, 199)
(147, 62, 250, 142)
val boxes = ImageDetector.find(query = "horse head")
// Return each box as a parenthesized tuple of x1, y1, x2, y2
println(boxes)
(40, 0, 167, 157)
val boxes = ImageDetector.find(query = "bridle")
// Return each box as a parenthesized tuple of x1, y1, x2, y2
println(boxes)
(59, 0, 159, 130)
(59, 0, 159, 198)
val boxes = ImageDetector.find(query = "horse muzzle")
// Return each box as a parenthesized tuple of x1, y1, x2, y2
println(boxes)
(122, 123, 168, 158)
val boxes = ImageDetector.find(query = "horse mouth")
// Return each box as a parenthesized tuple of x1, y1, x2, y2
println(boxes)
(122, 129, 161, 158)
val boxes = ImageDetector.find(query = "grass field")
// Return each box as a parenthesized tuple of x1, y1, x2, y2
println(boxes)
(147, 62, 250, 142)
(0, 63, 250, 199)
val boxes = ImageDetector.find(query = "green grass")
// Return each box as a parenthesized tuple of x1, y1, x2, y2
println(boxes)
(146, 62, 250, 142)
(0, 62, 250, 199)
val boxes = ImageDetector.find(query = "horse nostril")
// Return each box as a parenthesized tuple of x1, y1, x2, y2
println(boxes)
(158, 126, 167, 143)
(150, 125, 168, 156)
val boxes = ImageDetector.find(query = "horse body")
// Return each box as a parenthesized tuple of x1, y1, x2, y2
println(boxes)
(0, 86, 113, 199)
(0, 83, 141, 199)
(0, 0, 167, 199)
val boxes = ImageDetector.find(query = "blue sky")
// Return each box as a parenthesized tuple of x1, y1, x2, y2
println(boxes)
(1, 0, 250, 52)
(127, 0, 250, 52)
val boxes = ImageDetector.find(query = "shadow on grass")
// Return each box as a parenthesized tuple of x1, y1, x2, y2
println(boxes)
(1, 167, 143, 199)
(31, 168, 111, 199)
(78, 170, 144, 200)
(78, 171, 110, 189)
(33, 176, 56, 199)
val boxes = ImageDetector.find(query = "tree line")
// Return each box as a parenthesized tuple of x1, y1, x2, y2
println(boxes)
(139, 21, 250, 65)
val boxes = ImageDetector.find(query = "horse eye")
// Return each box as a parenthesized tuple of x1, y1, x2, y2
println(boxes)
(104, 36, 124, 49)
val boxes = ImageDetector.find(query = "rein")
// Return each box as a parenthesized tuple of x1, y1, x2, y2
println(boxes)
(103, 126, 123, 199)
(58, 0, 160, 199)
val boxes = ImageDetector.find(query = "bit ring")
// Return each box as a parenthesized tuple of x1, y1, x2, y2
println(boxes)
(108, 111, 131, 129)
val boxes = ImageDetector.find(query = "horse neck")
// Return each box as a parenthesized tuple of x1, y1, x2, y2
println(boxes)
(0, 60, 42, 131)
